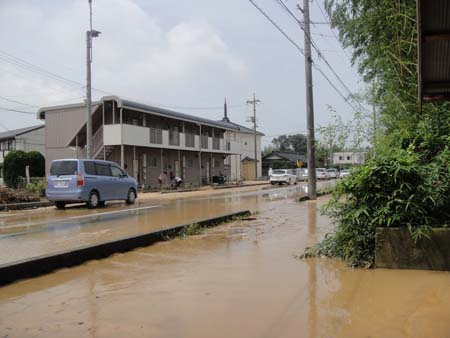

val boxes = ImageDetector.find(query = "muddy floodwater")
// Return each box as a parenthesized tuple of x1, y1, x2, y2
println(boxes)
(1, 186, 450, 338)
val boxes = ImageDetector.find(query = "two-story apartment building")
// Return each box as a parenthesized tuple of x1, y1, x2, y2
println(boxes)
(38, 95, 262, 187)
(0, 125, 45, 166)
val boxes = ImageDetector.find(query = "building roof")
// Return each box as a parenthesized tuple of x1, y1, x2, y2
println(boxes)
(38, 95, 264, 135)
(418, 0, 450, 102)
(0, 124, 44, 142)
(262, 151, 307, 163)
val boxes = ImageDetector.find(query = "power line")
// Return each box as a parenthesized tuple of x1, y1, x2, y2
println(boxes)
(248, 0, 361, 114)
(0, 95, 38, 108)
(272, 0, 368, 114)
(313, 0, 352, 60)
(0, 106, 34, 114)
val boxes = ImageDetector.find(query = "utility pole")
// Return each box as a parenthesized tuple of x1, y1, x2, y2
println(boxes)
(301, 0, 317, 200)
(247, 93, 261, 180)
(86, 0, 101, 159)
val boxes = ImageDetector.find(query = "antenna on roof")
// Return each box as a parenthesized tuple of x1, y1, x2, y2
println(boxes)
(222, 98, 230, 122)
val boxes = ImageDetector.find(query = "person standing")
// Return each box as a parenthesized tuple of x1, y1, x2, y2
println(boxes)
(158, 171, 167, 190)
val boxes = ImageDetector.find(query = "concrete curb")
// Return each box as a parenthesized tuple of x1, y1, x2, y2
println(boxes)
(0, 210, 251, 286)
(0, 200, 53, 211)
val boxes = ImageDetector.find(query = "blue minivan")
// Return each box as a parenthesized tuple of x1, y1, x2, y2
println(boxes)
(46, 159, 138, 209)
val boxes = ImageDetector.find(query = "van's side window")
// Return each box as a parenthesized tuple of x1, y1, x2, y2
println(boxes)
(110, 166, 122, 178)
(84, 161, 96, 175)
(95, 163, 111, 176)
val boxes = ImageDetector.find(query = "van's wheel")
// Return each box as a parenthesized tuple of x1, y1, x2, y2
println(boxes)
(126, 189, 136, 205)
(87, 191, 99, 209)
(55, 201, 66, 210)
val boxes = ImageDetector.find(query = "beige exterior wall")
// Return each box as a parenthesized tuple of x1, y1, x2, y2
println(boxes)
(43, 104, 99, 172)
(226, 131, 262, 181)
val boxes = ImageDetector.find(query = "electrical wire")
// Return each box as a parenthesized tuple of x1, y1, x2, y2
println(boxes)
(272, 0, 369, 114)
(248, 0, 362, 114)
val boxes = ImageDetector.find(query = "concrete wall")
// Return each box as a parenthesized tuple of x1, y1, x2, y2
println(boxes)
(227, 131, 262, 181)
(43, 104, 98, 172)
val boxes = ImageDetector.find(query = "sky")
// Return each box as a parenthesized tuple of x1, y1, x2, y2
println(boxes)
(0, 0, 365, 148)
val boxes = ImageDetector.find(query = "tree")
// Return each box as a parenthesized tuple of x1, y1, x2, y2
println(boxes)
(302, 0, 450, 267)
(27, 151, 45, 177)
(3, 150, 27, 188)
(271, 133, 307, 154)
(3, 150, 46, 188)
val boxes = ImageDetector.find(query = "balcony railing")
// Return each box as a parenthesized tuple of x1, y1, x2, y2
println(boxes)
(103, 124, 239, 153)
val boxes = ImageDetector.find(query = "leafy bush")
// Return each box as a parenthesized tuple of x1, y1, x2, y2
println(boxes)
(303, 147, 450, 268)
(3, 150, 46, 188)
(3, 150, 28, 188)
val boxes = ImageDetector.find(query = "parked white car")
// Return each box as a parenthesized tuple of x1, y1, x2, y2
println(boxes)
(316, 168, 329, 180)
(270, 169, 297, 185)
(327, 168, 339, 179)
(339, 169, 351, 178)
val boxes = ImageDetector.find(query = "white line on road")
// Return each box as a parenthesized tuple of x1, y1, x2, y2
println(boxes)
(0, 205, 161, 231)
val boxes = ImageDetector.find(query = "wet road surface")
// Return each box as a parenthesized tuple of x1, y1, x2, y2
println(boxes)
(1, 188, 449, 338)
(0, 183, 326, 265)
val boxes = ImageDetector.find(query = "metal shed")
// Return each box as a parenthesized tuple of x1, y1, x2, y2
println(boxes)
(417, 0, 450, 102)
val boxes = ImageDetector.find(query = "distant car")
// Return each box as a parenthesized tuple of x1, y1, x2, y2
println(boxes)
(297, 168, 308, 181)
(46, 159, 138, 209)
(270, 169, 297, 185)
(327, 168, 339, 179)
(339, 169, 351, 179)
(316, 168, 329, 180)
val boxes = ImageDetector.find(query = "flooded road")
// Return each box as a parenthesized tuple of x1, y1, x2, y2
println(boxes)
(1, 189, 449, 338)
(0, 183, 328, 265)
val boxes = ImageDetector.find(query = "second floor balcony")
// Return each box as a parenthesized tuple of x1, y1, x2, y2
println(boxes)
(101, 124, 239, 154)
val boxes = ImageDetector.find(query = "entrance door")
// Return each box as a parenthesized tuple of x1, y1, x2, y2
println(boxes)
(242, 160, 256, 181)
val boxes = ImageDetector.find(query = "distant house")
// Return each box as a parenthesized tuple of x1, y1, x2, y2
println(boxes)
(0, 125, 45, 167)
(332, 152, 366, 166)
(262, 151, 307, 176)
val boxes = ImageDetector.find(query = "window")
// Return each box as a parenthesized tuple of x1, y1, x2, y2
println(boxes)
(201, 133, 208, 149)
(148, 157, 157, 168)
(50, 161, 78, 176)
(111, 166, 123, 177)
(185, 133, 195, 147)
(214, 158, 221, 168)
(95, 163, 111, 176)
(150, 128, 162, 144)
(169, 127, 180, 146)
(339, 156, 343, 161)
(84, 161, 96, 175)
(244, 141, 247, 146)
(346, 156, 351, 160)
(213, 138, 220, 150)
(187, 159, 193, 168)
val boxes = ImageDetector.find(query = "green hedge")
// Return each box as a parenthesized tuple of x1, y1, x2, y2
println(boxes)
(3, 150, 45, 188)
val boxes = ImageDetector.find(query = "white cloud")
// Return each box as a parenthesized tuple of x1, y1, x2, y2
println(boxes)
(0, 0, 248, 129)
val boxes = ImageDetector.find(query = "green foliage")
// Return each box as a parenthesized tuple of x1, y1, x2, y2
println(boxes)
(271, 134, 307, 153)
(3, 150, 46, 188)
(25, 179, 47, 197)
(3, 150, 27, 188)
(27, 151, 45, 177)
(306, 0, 450, 268)
(304, 148, 450, 267)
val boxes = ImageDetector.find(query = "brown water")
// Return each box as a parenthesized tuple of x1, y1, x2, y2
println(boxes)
(1, 194, 449, 338)
(0, 183, 317, 265)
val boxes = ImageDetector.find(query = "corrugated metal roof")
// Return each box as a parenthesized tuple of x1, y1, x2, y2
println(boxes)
(418, 0, 450, 102)
(0, 124, 44, 142)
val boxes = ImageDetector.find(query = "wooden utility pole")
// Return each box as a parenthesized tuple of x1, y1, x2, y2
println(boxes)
(247, 93, 261, 180)
(302, 0, 317, 200)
